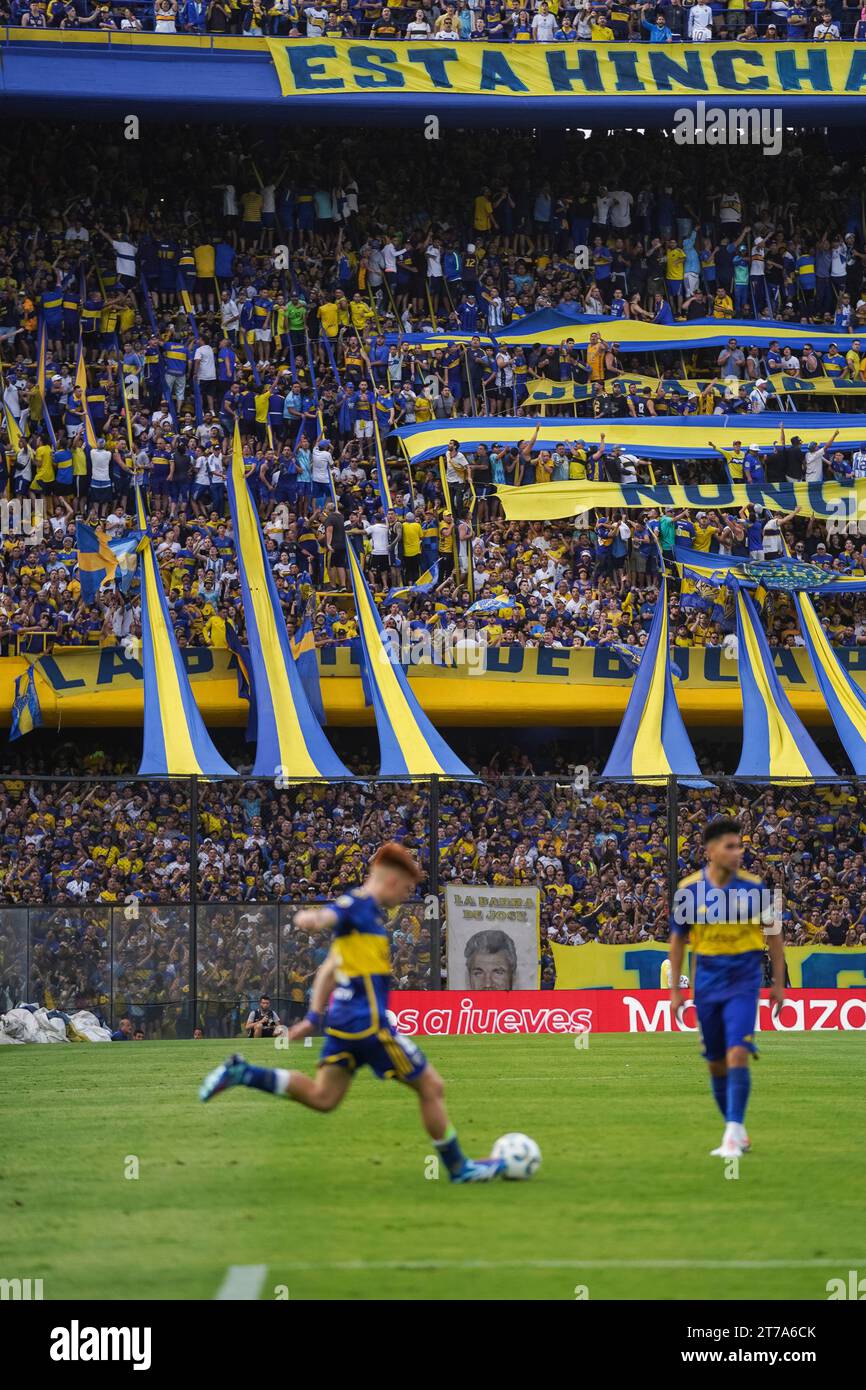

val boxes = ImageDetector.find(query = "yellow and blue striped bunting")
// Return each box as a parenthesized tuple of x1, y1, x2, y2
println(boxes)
(226, 427, 349, 780)
(136, 488, 236, 778)
(602, 561, 703, 783)
(794, 592, 866, 776)
(346, 544, 474, 779)
(733, 584, 836, 781)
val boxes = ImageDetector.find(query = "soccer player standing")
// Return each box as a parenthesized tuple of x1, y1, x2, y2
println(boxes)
(668, 819, 786, 1159)
(200, 842, 503, 1183)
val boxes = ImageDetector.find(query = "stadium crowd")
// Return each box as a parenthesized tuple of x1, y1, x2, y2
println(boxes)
(3, 130, 866, 666)
(3, 0, 865, 41)
(1, 744, 865, 1034)
(2, 129, 866, 1031)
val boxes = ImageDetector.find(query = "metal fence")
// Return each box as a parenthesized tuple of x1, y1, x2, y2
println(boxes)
(0, 773, 863, 1035)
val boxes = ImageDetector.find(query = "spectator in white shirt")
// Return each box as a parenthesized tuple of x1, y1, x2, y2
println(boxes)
(531, 1, 557, 40)
(687, 2, 713, 37)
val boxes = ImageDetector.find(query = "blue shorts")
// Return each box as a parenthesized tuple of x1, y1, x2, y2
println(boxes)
(319, 1025, 427, 1083)
(696, 988, 760, 1062)
(311, 480, 331, 504)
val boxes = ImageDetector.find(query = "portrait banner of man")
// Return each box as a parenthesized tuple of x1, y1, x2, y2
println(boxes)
(445, 886, 541, 991)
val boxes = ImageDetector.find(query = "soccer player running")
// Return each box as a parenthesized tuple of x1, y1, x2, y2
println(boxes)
(200, 842, 504, 1183)
(668, 818, 785, 1159)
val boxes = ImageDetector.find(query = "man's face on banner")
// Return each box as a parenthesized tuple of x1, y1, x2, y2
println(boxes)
(467, 948, 515, 991)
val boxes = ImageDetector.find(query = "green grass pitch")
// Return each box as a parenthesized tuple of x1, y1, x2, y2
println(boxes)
(1, 1032, 864, 1301)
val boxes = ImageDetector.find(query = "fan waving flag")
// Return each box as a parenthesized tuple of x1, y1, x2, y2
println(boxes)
(227, 426, 348, 779)
(346, 543, 474, 779)
(76, 522, 142, 603)
(733, 584, 836, 781)
(136, 487, 236, 778)
(602, 561, 704, 782)
(384, 560, 440, 606)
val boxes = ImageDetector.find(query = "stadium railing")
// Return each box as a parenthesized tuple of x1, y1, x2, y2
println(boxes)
(0, 773, 860, 1036)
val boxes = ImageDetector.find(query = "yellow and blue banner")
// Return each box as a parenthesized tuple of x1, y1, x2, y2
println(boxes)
(227, 426, 349, 779)
(346, 543, 473, 779)
(9, 664, 43, 741)
(9, 36, 866, 128)
(493, 308, 864, 353)
(136, 487, 237, 778)
(602, 561, 703, 782)
(769, 374, 866, 397)
(524, 373, 866, 407)
(494, 476, 866, 524)
(397, 415, 866, 474)
(794, 591, 866, 777)
(734, 584, 835, 781)
(267, 40, 866, 108)
(550, 940, 866, 991)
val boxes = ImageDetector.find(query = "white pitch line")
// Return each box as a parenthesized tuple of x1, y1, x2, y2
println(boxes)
(281, 1257, 866, 1273)
(214, 1264, 268, 1300)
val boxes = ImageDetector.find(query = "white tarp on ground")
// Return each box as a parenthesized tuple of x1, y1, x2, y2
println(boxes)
(0, 1007, 111, 1044)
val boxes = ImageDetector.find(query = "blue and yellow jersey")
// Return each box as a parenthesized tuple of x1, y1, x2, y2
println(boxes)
(325, 889, 391, 1039)
(671, 867, 769, 998)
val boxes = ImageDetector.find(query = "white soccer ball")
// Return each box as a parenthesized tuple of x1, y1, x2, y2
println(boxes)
(492, 1132, 542, 1180)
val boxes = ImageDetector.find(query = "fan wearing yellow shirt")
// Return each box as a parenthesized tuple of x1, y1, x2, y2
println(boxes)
(240, 188, 264, 249)
(846, 345, 862, 380)
(665, 241, 686, 312)
(692, 512, 720, 553)
(401, 513, 423, 582)
(318, 298, 340, 341)
(193, 242, 216, 313)
(473, 189, 497, 235)
(33, 441, 55, 493)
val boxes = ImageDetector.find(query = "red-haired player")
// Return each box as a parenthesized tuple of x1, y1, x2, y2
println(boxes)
(200, 842, 503, 1182)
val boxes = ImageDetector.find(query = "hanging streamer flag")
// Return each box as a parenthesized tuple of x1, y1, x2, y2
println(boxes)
(733, 584, 836, 781)
(136, 487, 236, 778)
(9, 664, 43, 741)
(345, 543, 474, 779)
(3, 398, 22, 454)
(602, 561, 704, 783)
(289, 608, 325, 727)
(371, 398, 394, 514)
(74, 336, 98, 448)
(227, 426, 348, 779)
(793, 592, 866, 777)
